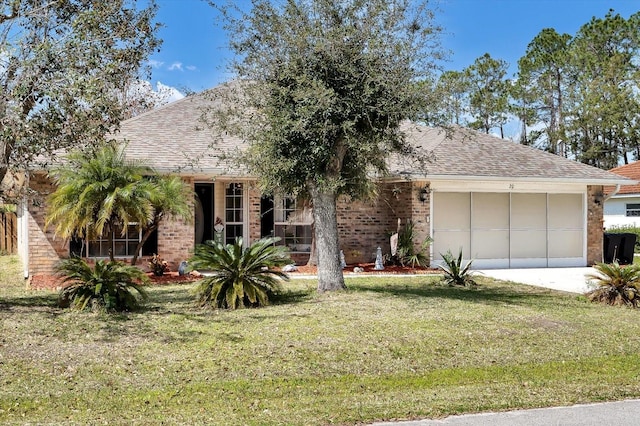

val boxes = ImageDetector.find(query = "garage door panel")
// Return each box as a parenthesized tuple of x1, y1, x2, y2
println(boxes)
(472, 193, 509, 228)
(549, 194, 583, 229)
(511, 230, 546, 259)
(473, 230, 509, 259)
(511, 193, 546, 229)
(548, 230, 583, 258)
(434, 193, 470, 230)
(432, 231, 470, 261)
(432, 191, 585, 268)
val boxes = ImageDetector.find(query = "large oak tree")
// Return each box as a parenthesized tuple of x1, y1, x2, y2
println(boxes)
(211, 0, 443, 291)
(0, 0, 160, 198)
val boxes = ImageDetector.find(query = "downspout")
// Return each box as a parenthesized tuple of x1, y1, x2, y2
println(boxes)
(603, 184, 621, 202)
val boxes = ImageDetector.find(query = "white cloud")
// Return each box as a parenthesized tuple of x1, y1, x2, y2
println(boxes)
(148, 59, 164, 69)
(186, 65, 197, 71)
(168, 62, 183, 71)
(156, 82, 185, 103)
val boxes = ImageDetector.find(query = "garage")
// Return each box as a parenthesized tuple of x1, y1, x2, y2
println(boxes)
(431, 191, 585, 269)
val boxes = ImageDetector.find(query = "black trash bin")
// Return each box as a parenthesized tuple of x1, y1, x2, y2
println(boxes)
(604, 233, 636, 264)
(620, 233, 637, 265)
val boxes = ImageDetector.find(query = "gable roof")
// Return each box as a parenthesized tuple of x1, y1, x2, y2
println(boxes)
(116, 83, 246, 177)
(605, 162, 640, 195)
(116, 84, 633, 186)
(391, 124, 632, 185)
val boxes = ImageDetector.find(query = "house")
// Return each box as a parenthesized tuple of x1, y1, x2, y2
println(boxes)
(604, 161, 640, 229)
(17, 83, 634, 280)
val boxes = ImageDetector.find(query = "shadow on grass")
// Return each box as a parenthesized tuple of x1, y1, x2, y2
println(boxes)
(346, 277, 565, 307)
(0, 292, 58, 311)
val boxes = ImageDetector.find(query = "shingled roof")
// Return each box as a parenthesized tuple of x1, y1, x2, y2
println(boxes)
(116, 83, 246, 177)
(391, 124, 633, 184)
(116, 84, 633, 186)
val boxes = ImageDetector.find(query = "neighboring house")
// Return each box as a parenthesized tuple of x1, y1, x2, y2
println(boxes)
(17, 84, 634, 280)
(604, 161, 640, 229)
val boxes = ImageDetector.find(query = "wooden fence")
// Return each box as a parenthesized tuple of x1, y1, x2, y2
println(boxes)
(0, 212, 17, 254)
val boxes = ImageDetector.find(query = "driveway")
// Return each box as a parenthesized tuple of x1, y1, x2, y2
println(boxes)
(478, 267, 596, 294)
(372, 399, 640, 426)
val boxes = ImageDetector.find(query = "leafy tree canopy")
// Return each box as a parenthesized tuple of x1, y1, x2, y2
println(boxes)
(214, 0, 444, 198)
(211, 0, 444, 291)
(0, 0, 161, 199)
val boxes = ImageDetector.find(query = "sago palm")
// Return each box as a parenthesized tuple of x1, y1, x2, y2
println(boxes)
(586, 262, 640, 308)
(56, 258, 149, 312)
(190, 237, 291, 309)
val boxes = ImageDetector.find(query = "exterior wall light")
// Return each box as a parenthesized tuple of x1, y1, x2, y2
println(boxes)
(418, 187, 429, 203)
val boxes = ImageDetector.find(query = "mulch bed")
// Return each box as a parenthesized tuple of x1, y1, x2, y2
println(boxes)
(28, 271, 201, 291)
(287, 263, 440, 275)
(28, 263, 439, 291)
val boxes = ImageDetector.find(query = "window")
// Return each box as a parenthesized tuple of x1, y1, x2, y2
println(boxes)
(225, 182, 244, 244)
(273, 196, 312, 253)
(627, 204, 640, 217)
(86, 224, 142, 258)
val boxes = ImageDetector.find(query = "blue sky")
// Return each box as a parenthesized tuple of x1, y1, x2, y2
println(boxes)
(148, 0, 639, 93)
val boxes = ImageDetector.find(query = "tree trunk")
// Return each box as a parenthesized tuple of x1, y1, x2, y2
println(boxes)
(107, 225, 115, 262)
(309, 184, 345, 292)
(131, 222, 159, 266)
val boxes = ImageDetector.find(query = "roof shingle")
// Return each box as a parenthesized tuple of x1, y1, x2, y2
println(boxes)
(116, 86, 633, 185)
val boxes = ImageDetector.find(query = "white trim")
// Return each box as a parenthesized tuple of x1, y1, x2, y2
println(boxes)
(608, 193, 640, 199)
(409, 174, 633, 186)
(17, 197, 29, 279)
(431, 180, 587, 193)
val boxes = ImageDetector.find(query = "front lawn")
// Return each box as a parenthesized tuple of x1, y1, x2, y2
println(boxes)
(1, 255, 639, 425)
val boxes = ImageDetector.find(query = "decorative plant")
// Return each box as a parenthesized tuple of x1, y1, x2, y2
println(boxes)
(391, 221, 432, 268)
(585, 262, 640, 308)
(56, 258, 149, 312)
(439, 249, 477, 287)
(148, 253, 169, 276)
(189, 237, 291, 309)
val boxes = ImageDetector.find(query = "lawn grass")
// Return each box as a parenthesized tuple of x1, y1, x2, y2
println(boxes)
(1, 255, 640, 425)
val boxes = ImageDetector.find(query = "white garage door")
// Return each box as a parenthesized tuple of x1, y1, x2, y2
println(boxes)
(432, 192, 585, 269)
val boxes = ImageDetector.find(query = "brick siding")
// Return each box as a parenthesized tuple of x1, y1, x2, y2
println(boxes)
(587, 185, 604, 265)
(336, 181, 431, 263)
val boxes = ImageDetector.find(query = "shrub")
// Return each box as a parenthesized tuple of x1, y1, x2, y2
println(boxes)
(439, 249, 477, 287)
(586, 262, 640, 308)
(148, 253, 169, 276)
(189, 237, 291, 309)
(390, 221, 432, 268)
(56, 258, 149, 312)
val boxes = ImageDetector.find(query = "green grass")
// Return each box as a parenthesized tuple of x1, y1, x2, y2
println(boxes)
(1, 255, 640, 425)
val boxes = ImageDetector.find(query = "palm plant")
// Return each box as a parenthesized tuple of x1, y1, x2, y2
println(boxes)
(586, 262, 640, 308)
(392, 221, 432, 268)
(130, 175, 193, 265)
(190, 237, 291, 309)
(439, 249, 477, 287)
(56, 258, 149, 312)
(46, 143, 156, 262)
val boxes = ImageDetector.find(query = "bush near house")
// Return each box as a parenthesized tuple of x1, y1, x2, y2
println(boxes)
(586, 262, 640, 308)
(190, 237, 291, 309)
(56, 257, 149, 312)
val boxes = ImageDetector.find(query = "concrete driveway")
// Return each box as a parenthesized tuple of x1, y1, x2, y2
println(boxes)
(478, 267, 597, 294)
(372, 399, 640, 426)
